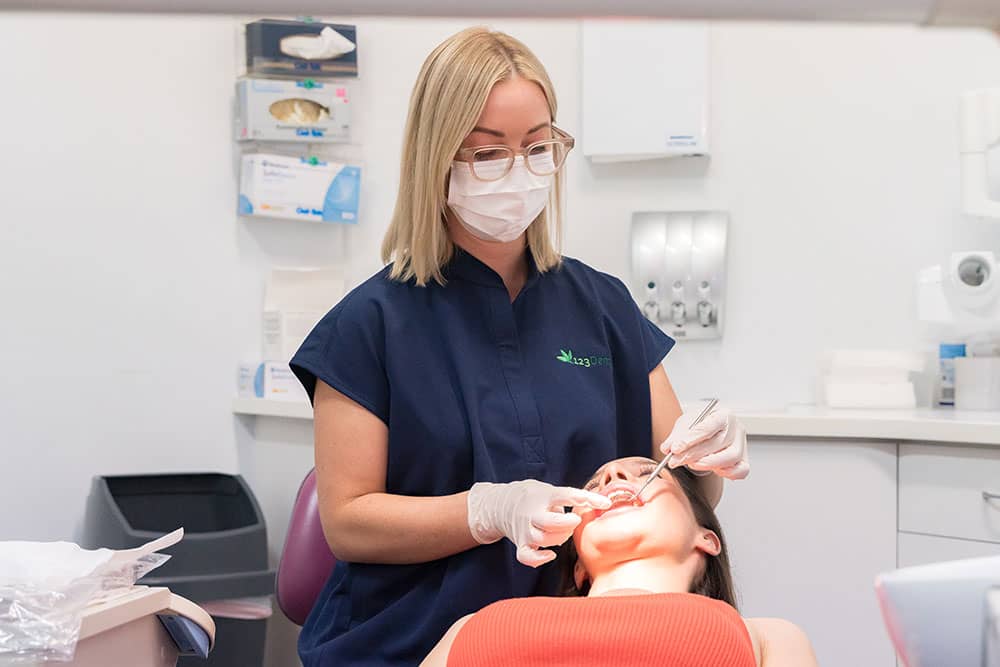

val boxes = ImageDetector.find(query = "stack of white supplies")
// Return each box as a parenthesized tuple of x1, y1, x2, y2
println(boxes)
(822, 349, 924, 409)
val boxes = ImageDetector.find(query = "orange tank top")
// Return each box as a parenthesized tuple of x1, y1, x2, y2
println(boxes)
(447, 592, 756, 667)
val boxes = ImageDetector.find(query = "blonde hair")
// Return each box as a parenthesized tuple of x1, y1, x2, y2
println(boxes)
(381, 27, 564, 286)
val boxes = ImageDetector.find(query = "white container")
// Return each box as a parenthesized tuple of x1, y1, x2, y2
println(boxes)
(954, 357, 1000, 410)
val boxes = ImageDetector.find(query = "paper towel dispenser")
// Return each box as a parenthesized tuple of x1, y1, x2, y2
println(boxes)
(581, 21, 709, 163)
(960, 88, 1000, 219)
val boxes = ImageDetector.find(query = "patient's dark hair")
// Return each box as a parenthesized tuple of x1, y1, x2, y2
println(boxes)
(559, 464, 739, 610)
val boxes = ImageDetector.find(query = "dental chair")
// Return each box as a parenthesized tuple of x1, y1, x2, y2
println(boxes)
(876, 554, 1000, 667)
(276, 469, 336, 626)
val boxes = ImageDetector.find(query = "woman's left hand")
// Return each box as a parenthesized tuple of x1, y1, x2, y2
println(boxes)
(661, 405, 749, 480)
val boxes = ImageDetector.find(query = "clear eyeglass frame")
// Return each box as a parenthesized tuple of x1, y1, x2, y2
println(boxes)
(455, 125, 576, 182)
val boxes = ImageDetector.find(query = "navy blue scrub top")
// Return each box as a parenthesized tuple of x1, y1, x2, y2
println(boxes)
(290, 249, 674, 667)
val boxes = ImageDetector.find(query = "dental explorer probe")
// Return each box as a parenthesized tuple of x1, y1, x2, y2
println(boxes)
(630, 398, 719, 501)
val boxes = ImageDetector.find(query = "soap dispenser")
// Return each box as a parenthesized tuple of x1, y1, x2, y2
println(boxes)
(642, 281, 661, 321)
(670, 281, 686, 328)
(697, 281, 714, 327)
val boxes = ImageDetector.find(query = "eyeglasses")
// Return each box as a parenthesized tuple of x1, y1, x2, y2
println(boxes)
(455, 125, 575, 182)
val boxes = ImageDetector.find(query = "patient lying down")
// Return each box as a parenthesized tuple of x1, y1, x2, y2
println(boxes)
(423, 457, 819, 667)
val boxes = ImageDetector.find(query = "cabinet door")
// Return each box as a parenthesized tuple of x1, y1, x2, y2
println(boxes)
(899, 443, 1000, 544)
(898, 531, 1000, 568)
(716, 438, 897, 667)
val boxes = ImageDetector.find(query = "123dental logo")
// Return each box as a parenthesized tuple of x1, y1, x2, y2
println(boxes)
(555, 349, 611, 368)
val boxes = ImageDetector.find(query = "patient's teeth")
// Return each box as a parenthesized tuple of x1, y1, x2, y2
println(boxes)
(605, 489, 635, 505)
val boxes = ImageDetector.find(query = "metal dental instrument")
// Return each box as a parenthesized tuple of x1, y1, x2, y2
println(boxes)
(631, 398, 719, 501)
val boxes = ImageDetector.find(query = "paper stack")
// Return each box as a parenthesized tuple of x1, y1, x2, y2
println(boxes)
(821, 349, 924, 409)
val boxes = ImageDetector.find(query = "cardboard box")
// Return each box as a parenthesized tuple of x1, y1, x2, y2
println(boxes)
(239, 153, 360, 223)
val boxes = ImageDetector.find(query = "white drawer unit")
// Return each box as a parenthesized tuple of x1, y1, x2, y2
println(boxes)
(898, 531, 1000, 568)
(718, 438, 898, 667)
(899, 443, 1000, 544)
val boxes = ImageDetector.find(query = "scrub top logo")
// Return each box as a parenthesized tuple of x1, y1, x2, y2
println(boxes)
(556, 349, 611, 368)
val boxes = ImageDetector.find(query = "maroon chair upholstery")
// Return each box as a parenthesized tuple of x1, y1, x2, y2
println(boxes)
(276, 468, 336, 626)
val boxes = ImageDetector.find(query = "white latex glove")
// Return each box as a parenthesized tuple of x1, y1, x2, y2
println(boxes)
(661, 405, 750, 480)
(467, 480, 612, 567)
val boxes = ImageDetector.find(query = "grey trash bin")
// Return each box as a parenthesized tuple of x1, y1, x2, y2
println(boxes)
(82, 473, 275, 667)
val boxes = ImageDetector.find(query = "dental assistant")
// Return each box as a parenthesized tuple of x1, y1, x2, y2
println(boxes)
(290, 27, 750, 667)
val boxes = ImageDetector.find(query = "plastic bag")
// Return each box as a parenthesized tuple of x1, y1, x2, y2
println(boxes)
(0, 551, 170, 663)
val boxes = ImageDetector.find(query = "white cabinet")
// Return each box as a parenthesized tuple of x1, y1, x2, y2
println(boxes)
(899, 442, 1000, 544)
(716, 438, 898, 667)
(898, 532, 1000, 568)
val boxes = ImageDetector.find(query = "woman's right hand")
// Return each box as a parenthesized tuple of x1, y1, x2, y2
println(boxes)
(467, 480, 612, 567)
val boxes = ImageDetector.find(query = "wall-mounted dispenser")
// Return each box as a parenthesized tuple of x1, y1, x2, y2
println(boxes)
(631, 211, 728, 340)
(581, 21, 708, 163)
(960, 88, 1000, 219)
(918, 250, 1000, 335)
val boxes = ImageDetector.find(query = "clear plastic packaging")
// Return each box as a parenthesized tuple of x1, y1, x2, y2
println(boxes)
(0, 553, 169, 663)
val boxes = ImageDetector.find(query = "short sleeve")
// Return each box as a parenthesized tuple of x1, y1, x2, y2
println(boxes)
(289, 290, 390, 424)
(640, 312, 675, 373)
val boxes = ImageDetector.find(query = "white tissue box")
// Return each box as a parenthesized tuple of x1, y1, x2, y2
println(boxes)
(239, 153, 360, 223)
(237, 78, 351, 143)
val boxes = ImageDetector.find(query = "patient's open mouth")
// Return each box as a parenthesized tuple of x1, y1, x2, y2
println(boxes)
(597, 483, 645, 515)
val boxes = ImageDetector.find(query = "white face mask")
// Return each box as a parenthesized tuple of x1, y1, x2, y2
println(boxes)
(447, 154, 554, 243)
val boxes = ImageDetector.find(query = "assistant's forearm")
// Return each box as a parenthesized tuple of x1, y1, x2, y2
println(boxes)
(324, 491, 481, 564)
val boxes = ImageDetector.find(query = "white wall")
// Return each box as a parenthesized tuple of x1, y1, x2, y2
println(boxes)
(2, 12, 1000, 666)
(1, 14, 242, 542)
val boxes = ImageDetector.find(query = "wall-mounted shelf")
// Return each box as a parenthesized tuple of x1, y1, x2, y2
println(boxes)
(233, 397, 312, 419)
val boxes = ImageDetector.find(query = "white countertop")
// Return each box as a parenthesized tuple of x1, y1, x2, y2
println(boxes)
(232, 398, 1000, 446)
(736, 405, 1000, 446)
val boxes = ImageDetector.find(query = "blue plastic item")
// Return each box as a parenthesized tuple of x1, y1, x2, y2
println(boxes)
(158, 614, 211, 659)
